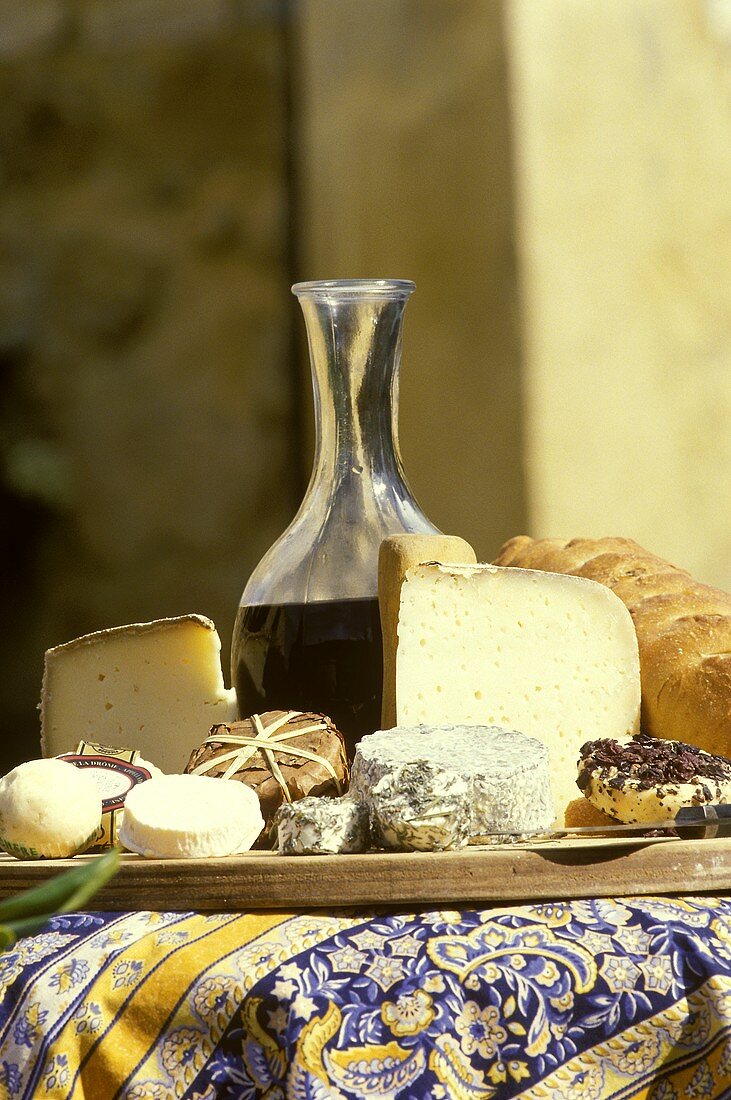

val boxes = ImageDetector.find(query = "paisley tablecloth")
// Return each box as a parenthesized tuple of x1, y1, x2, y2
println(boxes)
(2, 896, 731, 1098)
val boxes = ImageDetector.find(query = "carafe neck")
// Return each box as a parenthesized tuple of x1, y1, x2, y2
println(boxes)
(294, 280, 412, 493)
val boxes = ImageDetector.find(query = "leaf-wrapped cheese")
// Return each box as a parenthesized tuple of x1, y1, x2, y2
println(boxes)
(184, 710, 349, 838)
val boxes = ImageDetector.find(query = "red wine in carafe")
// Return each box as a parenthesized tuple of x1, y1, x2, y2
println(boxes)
(232, 597, 383, 761)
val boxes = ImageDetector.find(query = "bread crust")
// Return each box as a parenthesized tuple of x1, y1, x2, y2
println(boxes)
(493, 536, 731, 758)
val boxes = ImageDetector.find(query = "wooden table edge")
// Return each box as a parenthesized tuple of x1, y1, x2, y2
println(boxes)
(0, 836, 727, 911)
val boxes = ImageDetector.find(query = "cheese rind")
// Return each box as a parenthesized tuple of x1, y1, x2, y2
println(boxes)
(275, 795, 370, 855)
(0, 759, 102, 859)
(41, 615, 238, 773)
(393, 564, 641, 825)
(379, 534, 477, 728)
(118, 774, 264, 858)
(351, 724, 555, 841)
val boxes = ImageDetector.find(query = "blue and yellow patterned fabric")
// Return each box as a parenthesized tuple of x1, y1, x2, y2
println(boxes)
(2, 897, 731, 1097)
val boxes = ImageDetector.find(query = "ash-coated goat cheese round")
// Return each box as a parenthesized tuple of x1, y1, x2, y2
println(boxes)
(0, 758, 102, 859)
(577, 732, 731, 824)
(118, 773, 265, 858)
(351, 724, 555, 842)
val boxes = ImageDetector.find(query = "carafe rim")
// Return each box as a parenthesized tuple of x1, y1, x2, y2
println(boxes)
(292, 278, 415, 300)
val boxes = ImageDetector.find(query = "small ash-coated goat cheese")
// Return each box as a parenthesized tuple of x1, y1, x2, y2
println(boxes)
(351, 725, 554, 843)
(370, 761, 471, 851)
(275, 796, 370, 855)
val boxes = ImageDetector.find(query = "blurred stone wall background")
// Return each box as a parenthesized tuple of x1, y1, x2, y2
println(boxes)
(0, 0, 298, 770)
(1, 0, 730, 772)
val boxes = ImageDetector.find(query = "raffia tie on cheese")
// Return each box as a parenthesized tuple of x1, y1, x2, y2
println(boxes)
(189, 711, 344, 804)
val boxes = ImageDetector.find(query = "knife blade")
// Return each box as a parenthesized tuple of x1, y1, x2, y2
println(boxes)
(532, 804, 731, 841)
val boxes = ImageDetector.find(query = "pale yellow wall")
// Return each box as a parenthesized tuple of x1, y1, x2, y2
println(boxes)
(507, 0, 731, 587)
(0, 7, 294, 768)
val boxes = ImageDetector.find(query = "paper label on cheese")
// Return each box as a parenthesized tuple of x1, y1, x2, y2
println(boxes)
(59, 747, 155, 848)
(76, 740, 140, 764)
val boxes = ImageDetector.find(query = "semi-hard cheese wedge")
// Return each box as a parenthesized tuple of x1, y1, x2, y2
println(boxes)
(41, 615, 238, 773)
(390, 564, 641, 825)
(118, 774, 264, 858)
(351, 724, 555, 841)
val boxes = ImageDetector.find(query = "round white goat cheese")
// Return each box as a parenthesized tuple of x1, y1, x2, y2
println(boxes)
(118, 774, 265, 858)
(0, 758, 102, 859)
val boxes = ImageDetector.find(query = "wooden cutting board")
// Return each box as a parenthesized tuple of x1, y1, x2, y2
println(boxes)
(0, 835, 727, 912)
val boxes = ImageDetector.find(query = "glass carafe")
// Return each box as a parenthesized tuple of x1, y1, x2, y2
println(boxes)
(231, 278, 440, 759)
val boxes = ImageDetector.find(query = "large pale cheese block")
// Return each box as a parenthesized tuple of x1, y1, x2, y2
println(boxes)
(41, 615, 237, 773)
(392, 564, 641, 825)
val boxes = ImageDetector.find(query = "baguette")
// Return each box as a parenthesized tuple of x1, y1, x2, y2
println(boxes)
(493, 536, 731, 760)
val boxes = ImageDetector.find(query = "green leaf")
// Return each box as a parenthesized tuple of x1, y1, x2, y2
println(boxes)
(0, 849, 121, 950)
